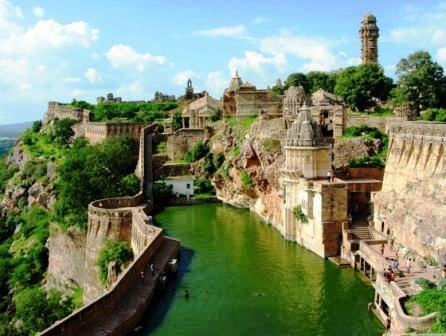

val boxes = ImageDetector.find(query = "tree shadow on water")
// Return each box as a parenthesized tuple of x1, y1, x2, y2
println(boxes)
(129, 246, 195, 335)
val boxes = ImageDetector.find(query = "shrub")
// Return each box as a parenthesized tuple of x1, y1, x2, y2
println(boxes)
(97, 240, 133, 285)
(31, 120, 43, 133)
(193, 178, 215, 195)
(228, 145, 240, 158)
(0, 159, 15, 194)
(152, 181, 173, 205)
(293, 206, 308, 223)
(348, 156, 385, 168)
(210, 110, 221, 122)
(172, 110, 182, 131)
(415, 278, 436, 290)
(240, 170, 253, 189)
(119, 174, 140, 196)
(184, 141, 210, 163)
(212, 152, 225, 169)
(50, 118, 76, 146)
(154, 141, 167, 154)
(262, 138, 281, 152)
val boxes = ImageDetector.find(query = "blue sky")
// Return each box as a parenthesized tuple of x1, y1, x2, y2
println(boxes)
(1, 0, 446, 124)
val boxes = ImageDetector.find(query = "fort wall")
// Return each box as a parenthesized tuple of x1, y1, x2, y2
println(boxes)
(167, 128, 209, 161)
(373, 121, 446, 262)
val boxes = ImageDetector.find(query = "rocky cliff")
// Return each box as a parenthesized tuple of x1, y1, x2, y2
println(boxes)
(202, 118, 286, 229)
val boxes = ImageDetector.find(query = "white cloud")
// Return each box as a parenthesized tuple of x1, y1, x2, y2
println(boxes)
(173, 70, 197, 86)
(260, 33, 338, 71)
(32, 6, 45, 18)
(194, 25, 246, 38)
(1, 19, 99, 55)
(253, 16, 268, 24)
(437, 47, 446, 64)
(63, 77, 81, 83)
(229, 51, 288, 77)
(206, 71, 227, 97)
(106, 44, 168, 72)
(84, 67, 102, 83)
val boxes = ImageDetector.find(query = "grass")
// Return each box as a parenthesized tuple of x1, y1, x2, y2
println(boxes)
(228, 145, 240, 158)
(261, 138, 281, 152)
(240, 169, 253, 189)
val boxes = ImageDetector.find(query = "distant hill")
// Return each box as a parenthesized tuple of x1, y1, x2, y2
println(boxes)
(0, 121, 33, 139)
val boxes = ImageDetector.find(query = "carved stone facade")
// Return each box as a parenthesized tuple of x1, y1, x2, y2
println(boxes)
(223, 71, 282, 119)
(182, 94, 222, 128)
(360, 13, 379, 63)
(281, 105, 347, 257)
(310, 89, 346, 138)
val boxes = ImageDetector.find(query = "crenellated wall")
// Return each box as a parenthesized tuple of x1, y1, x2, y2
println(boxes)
(44, 102, 88, 125)
(373, 121, 446, 262)
(83, 122, 152, 144)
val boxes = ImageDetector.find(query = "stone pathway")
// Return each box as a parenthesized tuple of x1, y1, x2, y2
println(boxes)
(76, 238, 179, 336)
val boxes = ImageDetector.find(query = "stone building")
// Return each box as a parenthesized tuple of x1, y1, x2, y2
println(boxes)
(281, 104, 347, 257)
(222, 71, 282, 119)
(154, 91, 175, 102)
(393, 102, 417, 121)
(310, 89, 346, 138)
(182, 93, 222, 128)
(97, 93, 122, 104)
(283, 86, 306, 122)
(181, 79, 207, 101)
(360, 13, 379, 63)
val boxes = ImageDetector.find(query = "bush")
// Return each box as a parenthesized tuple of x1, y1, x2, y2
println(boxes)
(172, 110, 182, 131)
(193, 178, 215, 194)
(228, 145, 240, 158)
(50, 118, 76, 146)
(293, 206, 308, 223)
(210, 110, 221, 122)
(240, 170, 253, 189)
(31, 120, 43, 133)
(97, 240, 133, 285)
(152, 181, 173, 205)
(421, 108, 446, 122)
(212, 152, 225, 170)
(262, 138, 281, 152)
(348, 156, 385, 168)
(119, 174, 140, 196)
(415, 278, 436, 290)
(0, 159, 15, 194)
(184, 141, 210, 163)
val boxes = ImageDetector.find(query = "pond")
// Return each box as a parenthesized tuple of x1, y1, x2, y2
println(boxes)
(140, 204, 383, 336)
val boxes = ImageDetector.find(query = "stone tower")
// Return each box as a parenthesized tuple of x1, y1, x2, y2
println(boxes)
(185, 79, 194, 100)
(360, 13, 379, 63)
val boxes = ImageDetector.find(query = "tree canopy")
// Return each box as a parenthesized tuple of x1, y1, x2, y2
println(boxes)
(392, 51, 446, 110)
(335, 63, 393, 111)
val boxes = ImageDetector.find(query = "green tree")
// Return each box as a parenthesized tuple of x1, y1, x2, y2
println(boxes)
(335, 63, 393, 111)
(392, 51, 446, 109)
(285, 73, 310, 93)
(307, 71, 337, 94)
(50, 118, 76, 146)
(97, 240, 133, 284)
(172, 110, 182, 131)
(152, 181, 173, 205)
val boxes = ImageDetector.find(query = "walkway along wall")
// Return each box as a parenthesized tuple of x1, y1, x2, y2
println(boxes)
(39, 125, 180, 335)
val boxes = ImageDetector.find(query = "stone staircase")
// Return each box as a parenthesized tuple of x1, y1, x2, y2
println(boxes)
(350, 226, 373, 240)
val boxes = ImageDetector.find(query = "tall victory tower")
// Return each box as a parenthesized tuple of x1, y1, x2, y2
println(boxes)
(360, 13, 379, 63)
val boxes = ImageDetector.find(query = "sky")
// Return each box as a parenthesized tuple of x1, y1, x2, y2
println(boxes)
(0, 0, 446, 124)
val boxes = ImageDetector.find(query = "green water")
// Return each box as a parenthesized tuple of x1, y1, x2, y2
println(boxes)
(141, 204, 384, 336)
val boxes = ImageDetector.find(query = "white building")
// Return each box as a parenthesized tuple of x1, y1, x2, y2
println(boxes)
(165, 176, 194, 197)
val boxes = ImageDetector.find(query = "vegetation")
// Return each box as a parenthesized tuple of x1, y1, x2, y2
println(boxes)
(391, 51, 446, 110)
(152, 180, 173, 205)
(97, 240, 133, 285)
(407, 278, 446, 332)
(0, 139, 15, 157)
(71, 99, 178, 122)
(172, 110, 182, 131)
(261, 138, 281, 152)
(240, 169, 253, 189)
(154, 141, 167, 154)
(55, 136, 140, 230)
(342, 125, 388, 168)
(421, 108, 446, 122)
(0, 158, 16, 194)
(193, 178, 215, 195)
(335, 63, 393, 111)
(184, 141, 210, 163)
(293, 206, 308, 223)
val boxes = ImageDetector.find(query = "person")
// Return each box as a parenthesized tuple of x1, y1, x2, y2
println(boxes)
(150, 263, 155, 277)
(406, 258, 412, 274)
(184, 289, 190, 299)
(141, 270, 145, 285)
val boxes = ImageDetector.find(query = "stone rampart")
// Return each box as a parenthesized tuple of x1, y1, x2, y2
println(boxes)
(167, 128, 209, 160)
(84, 122, 151, 144)
(373, 121, 446, 261)
(44, 102, 87, 125)
(346, 115, 405, 133)
(39, 224, 165, 336)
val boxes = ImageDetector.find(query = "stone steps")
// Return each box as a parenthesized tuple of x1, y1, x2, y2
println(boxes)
(350, 226, 373, 240)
